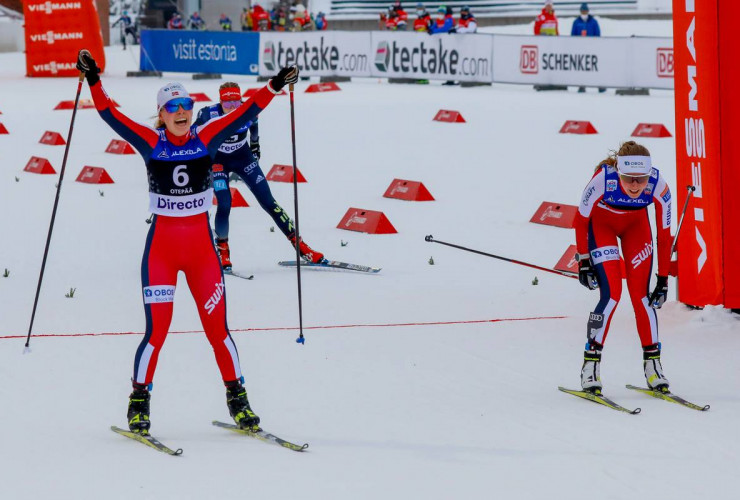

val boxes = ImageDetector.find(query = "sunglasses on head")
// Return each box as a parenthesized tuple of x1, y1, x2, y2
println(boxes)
(221, 99, 242, 110)
(162, 97, 194, 113)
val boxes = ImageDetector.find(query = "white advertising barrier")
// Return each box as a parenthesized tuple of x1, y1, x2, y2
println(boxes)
(370, 32, 493, 83)
(493, 35, 673, 89)
(259, 31, 372, 77)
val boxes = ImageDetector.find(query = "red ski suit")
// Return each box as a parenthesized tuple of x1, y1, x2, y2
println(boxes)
(574, 164, 672, 347)
(90, 81, 278, 386)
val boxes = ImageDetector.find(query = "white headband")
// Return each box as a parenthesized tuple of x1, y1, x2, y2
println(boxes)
(616, 155, 652, 176)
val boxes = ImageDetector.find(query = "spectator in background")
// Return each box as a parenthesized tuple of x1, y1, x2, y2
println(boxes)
(571, 3, 605, 92)
(534, 0, 558, 36)
(315, 11, 328, 30)
(219, 13, 233, 30)
(240, 7, 251, 31)
(413, 3, 432, 32)
(456, 5, 477, 33)
(394, 3, 408, 30)
(188, 11, 206, 30)
(429, 5, 454, 34)
(167, 13, 184, 29)
(112, 10, 138, 49)
(291, 4, 313, 31)
(252, 4, 271, 31)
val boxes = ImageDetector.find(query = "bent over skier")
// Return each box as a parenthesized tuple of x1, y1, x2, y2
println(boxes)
(76, 49, 299, 434)
(574, 141, 672, 394)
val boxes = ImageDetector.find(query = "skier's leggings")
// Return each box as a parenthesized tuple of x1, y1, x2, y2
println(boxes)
(586, 203, 659, 348)
(212, 151, 295, 240)
(133, 213, 243, 386)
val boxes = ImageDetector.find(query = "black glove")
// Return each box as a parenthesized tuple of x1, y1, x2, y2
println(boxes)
(250, 141, 260, 159)
(76, 49, 100, 86)
(578, 259, 599, 290)
(648, 275, 669, 309)
(270, 65, 299, 92)
(448, 28, 457, 34)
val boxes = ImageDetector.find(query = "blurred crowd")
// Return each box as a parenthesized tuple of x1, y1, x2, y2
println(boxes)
(165, 2, 327, 32)
(381, 3, 477, 33)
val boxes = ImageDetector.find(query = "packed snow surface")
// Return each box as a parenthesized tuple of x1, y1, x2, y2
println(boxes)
(0, 25, 737, 500)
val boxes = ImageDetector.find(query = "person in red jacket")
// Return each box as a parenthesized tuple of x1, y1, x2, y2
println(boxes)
(534, 0, 559, 35)
(574, 141, 673, 394)
(413, 3, 432, 32)
(456, 6, 477, 33)
(394, 2, 408, 29)
(75, 48, 299, 435)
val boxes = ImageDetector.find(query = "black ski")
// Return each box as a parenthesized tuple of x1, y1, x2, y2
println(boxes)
(558, 387, 641, 414)
(278, 260, 380, 274)
(224, 269, 254, 280)
(625, 385, 710, 411)
(212, 420, 308, 452)
(110, 425, 183, 455)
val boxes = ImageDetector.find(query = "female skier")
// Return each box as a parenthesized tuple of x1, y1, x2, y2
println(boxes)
(193, 81, 325, 271)
(75, 50, 299, 434)
(574, 141, 672, 394)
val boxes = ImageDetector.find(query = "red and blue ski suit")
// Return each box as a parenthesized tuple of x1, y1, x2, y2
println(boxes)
(90, 81, 278, 387)
(574, 164, 672, 348)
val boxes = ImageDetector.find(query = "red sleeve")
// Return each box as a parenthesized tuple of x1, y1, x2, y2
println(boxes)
(534, 16, 543, 35)
(575, 169, 605, 256)
(90, 81, 159, 155)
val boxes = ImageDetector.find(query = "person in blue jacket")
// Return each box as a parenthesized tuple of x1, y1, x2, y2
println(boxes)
(193, 82, 325, 271)
(571, 3, 605, 93)
(428, 6, 455, 34)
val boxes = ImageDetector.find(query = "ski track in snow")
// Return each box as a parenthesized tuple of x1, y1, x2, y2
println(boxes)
(1, 25, 738, 500)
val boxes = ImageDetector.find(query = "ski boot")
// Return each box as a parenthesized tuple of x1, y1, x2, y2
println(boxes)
(289, 234, 325, 264)
(580, 342, 603, 394)
(643, 343, 669, 392)
(127, 384, 151, 434)
(215, 238, 232, 271)
(225, 380, 260, 430)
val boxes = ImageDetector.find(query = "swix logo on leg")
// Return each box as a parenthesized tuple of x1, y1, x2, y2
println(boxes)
(630, 241, 653, 269)
(590, 246, 620, 265)
(205, 280, 226, 315)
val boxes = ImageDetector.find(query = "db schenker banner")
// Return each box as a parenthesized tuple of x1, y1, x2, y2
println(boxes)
(140, 29, 260, 75)
(493, 34, 673, 89)
(371, 32, 493, 83)
(24, 0, 106, 77)
(259, 32, 371, 77)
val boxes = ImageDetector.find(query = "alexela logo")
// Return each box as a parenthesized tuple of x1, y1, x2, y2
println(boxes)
(520, 45, 538, 74)
(29, 31, 84, 45)
(143, 285, 176, 304)
(28, 2, 82, 14)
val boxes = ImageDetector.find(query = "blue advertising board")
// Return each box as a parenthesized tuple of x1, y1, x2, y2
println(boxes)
(140, 29, 260, 75)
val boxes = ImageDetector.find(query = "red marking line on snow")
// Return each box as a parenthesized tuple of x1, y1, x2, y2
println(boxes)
(0, 316, 567, 340)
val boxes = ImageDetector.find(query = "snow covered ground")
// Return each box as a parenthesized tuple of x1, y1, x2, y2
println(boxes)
(1, 24, 738, 500)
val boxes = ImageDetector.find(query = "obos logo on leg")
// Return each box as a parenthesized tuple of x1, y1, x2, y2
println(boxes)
(143, 285, 176, 304)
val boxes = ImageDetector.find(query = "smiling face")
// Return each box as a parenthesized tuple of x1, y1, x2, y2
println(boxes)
(619, 174, 650, 198)
(158, 102, 192, 136)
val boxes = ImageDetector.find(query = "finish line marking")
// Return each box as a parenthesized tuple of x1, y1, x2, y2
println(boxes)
(1, 316, 568, 340)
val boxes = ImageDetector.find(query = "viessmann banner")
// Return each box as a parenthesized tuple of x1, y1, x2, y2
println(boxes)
(140, 29, 260, 75)
(259, 32, 372, 77)
(492, 35, 673, 89)
(370, 32, 493, 83)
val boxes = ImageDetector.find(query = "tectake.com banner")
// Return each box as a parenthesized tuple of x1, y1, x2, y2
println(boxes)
(371, 32, 493, 83)
(140, 29, 259, 75)
(259, 32, 371, 77)
(492, 35, 673, 89)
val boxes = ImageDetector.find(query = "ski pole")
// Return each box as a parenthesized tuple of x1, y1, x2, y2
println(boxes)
(24, 72, 86, 353)
(289, 82, 305, 345)
(424, 235, 578, 280)
(670, 185, 696, 258)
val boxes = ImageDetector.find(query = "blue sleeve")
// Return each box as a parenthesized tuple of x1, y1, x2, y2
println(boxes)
(249, 119, 259, 143)
(571, 20, 578, 36)
(593, 19, 600, 37)
(193, 106, 211, 127)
